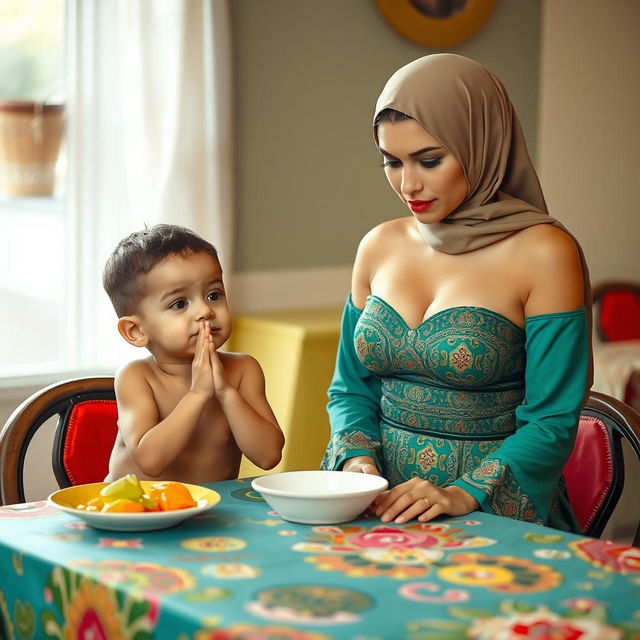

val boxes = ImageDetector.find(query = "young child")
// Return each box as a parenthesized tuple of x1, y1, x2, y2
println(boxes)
(102, 224, 284, 483)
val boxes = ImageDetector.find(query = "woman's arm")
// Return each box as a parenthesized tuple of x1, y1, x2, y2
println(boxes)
(452, 227, 588, 525)
(321, 294, 383, 472)
(322, 232, 385, 472)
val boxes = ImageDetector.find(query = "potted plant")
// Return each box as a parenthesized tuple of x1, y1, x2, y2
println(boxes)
(0, 99, 64, 196)
(0, 0, 65, 197)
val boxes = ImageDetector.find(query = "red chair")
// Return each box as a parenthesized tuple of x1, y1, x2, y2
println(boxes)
(0, 377, 117, 506)
(592, 280, 640, 343)
(564, 391, 640, 546)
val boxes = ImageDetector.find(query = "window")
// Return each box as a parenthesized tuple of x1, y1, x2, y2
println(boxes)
(0, 0, 64, 100)
(0, 0, 67, 377)
(0, 1, 232, 383)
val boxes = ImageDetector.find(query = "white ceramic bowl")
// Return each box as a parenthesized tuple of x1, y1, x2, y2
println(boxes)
(251, 470, 388, 525)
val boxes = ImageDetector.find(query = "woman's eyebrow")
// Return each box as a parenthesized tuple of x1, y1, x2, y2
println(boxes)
(409, 146, 442, 156)
(378, 145, 442, 158)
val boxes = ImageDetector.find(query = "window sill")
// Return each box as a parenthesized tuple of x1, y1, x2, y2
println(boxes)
(0, 193, 64, 212)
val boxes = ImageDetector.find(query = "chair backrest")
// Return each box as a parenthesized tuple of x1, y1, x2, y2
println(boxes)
(592, 280, 640, 342)
(564, 390, 640, 546)
(0, 377, 117, 506)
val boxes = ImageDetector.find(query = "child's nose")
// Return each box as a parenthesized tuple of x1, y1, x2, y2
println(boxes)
(195, 299, 214, 321)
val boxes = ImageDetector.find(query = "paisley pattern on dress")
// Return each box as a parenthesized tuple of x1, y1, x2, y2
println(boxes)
(382, 431, 505, 489)
(325, 296, 552, 522)
(460, 459, 542, 524)
(321, 430, 382, 471)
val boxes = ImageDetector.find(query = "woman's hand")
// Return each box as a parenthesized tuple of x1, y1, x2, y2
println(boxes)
(341, 455, 381, 476)
(371, 478, 479, 524)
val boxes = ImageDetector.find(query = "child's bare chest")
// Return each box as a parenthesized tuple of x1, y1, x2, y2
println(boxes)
(150, 377, 235, 445)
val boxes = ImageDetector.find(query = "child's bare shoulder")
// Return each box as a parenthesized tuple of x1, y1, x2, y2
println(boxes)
(219, 351, 266, 395)
(218, 351, 261, 373)
(218, 351, 262, 379)
(114, 357, 157, 387)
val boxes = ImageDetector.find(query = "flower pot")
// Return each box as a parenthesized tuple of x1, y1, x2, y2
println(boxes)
(0, 100, 65, 197)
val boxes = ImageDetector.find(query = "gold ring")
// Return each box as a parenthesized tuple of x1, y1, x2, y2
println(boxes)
(423, 497, 430, 509)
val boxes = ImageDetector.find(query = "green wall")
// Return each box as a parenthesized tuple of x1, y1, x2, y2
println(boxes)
(230, 0, 541, 272)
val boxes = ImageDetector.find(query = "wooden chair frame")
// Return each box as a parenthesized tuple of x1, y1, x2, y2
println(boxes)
(0, 377, 115, 506)
(577, 391, 640, 545)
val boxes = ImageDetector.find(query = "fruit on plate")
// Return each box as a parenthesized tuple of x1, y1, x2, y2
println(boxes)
(149, 481, 197, 511)
(99, 473, 145, 503)
(75, 474, 198, 513)
(101, 498, 145, 513)
(76, 497, 104, 512)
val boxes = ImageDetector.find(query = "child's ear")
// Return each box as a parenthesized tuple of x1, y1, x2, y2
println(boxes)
(117, 316, 149, 348)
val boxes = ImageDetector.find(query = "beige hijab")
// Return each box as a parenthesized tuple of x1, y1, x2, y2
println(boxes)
(373, 53, 592, 385)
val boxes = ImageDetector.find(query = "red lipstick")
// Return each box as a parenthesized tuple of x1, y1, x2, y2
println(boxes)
(408, 200, 435, 213)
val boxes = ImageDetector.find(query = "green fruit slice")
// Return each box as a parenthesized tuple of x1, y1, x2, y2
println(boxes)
(99, 473, 144, 503)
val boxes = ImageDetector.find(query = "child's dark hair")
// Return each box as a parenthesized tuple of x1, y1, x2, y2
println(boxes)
(103, 224, 219, 317)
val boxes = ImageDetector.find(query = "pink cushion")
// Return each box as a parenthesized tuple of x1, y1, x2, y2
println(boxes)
(564, 416, 613, 533)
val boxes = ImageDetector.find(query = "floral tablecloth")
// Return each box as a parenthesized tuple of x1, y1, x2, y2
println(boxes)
(0, 478, 639, 640)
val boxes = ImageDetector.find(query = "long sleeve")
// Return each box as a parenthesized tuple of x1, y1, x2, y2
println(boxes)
(321, 295, 383, 471)
(452, 308, 589, 528)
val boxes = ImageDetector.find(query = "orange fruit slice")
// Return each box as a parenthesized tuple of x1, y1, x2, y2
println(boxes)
(149, 482, 196, 511)
(101, 498, 145, 513)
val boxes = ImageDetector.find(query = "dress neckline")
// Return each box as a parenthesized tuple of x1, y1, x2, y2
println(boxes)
(366, 294, 525, 333)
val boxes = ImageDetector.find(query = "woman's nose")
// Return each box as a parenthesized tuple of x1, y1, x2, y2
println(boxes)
(401, 165, 421, 196)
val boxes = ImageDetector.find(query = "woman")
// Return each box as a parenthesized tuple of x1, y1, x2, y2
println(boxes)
(321, 54, 591, 532)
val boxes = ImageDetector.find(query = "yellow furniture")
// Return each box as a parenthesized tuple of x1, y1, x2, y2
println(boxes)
(226, 307, 342, 477)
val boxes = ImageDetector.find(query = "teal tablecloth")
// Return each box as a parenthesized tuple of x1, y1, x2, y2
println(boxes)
(0, 477, 639, 640)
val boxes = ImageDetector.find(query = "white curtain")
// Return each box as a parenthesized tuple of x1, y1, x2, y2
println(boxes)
(66, 0, 232, 369)
(120, 0, 233, 268)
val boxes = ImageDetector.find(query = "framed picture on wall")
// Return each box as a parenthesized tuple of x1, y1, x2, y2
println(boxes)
(375, 0, 497, 48)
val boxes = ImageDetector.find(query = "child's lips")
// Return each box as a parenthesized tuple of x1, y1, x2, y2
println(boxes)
(191, 327, 219, 339)
(192, 324, 216, 338)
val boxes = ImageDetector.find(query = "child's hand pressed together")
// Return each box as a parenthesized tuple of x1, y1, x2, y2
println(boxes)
(190, 321, 216, 399)
(190, 321, 234, 402)
(209, 337, 233, 402)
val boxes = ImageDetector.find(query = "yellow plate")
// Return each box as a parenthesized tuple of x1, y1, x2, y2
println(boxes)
(48, 481, 221, 531)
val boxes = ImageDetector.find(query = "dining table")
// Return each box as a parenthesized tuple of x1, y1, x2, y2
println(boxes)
(1, 477, 639, 640)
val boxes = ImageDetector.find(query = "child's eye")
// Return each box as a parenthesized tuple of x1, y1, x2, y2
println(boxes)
(207, 291, 221, 302)
(169, 299, 187, 310)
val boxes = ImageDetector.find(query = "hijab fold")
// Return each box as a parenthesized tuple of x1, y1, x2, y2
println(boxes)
(373, 54, 592, 388)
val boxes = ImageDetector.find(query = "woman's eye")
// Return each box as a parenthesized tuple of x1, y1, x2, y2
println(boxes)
(169, 299, 187, 310)
(420, 158, 442, 169)
(381, 159, 401, 168)
(207, 291, 221, 302)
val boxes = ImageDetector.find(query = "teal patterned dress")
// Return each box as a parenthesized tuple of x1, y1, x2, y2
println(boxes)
(322, 295, 589, 531)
